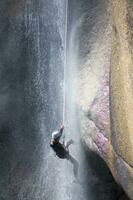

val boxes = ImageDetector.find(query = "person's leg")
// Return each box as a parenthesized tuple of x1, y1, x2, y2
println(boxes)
(65, 139, 74, 150)
(69, 154, 79, 178)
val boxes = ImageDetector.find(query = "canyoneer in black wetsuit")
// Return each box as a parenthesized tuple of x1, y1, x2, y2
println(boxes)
(50, 125, 79, 178)
(50, 125, 73, 159)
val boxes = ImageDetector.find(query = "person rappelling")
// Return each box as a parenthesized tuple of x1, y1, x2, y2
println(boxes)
(50, 124, 74, 158)
(50, 124, 79, 178)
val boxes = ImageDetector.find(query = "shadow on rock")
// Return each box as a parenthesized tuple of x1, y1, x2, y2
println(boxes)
(83, 145, 128, 200)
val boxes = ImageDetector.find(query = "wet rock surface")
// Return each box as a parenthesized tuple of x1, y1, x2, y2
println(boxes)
(76, 0, 133, 199)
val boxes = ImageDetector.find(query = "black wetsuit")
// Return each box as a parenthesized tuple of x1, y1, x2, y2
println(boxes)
(50, 142, 69, 159)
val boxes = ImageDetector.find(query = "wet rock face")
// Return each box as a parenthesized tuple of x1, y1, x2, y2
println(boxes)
(110, 0, 133, 198)
(76, 0, 111, 167)
(76, 0, 133, 199)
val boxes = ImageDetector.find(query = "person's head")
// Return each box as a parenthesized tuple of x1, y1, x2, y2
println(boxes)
(60, 124, 64, 133)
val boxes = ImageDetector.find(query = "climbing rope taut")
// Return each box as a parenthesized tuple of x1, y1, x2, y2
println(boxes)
(63, 0, 68, 125)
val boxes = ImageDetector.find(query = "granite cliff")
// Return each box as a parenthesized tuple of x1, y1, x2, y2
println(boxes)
(77, 0, 133, 199)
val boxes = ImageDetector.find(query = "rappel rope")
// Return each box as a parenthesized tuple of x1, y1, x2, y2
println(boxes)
(63, 0, 68, 125)
(62, 0, 68, 142)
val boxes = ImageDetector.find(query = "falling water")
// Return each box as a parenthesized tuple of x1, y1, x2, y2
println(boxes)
(0, 0, 122, 200)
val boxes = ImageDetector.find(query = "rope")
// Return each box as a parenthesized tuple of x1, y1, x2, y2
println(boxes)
(63, 0, 68, 125)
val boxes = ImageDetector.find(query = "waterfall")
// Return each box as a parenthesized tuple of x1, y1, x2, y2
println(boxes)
(0, 1, 122, 200)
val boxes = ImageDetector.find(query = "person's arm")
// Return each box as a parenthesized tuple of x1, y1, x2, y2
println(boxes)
(59, 125, 64, 135)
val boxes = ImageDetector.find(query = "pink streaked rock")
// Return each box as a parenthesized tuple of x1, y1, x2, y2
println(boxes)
(96, 131, 109, 157)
